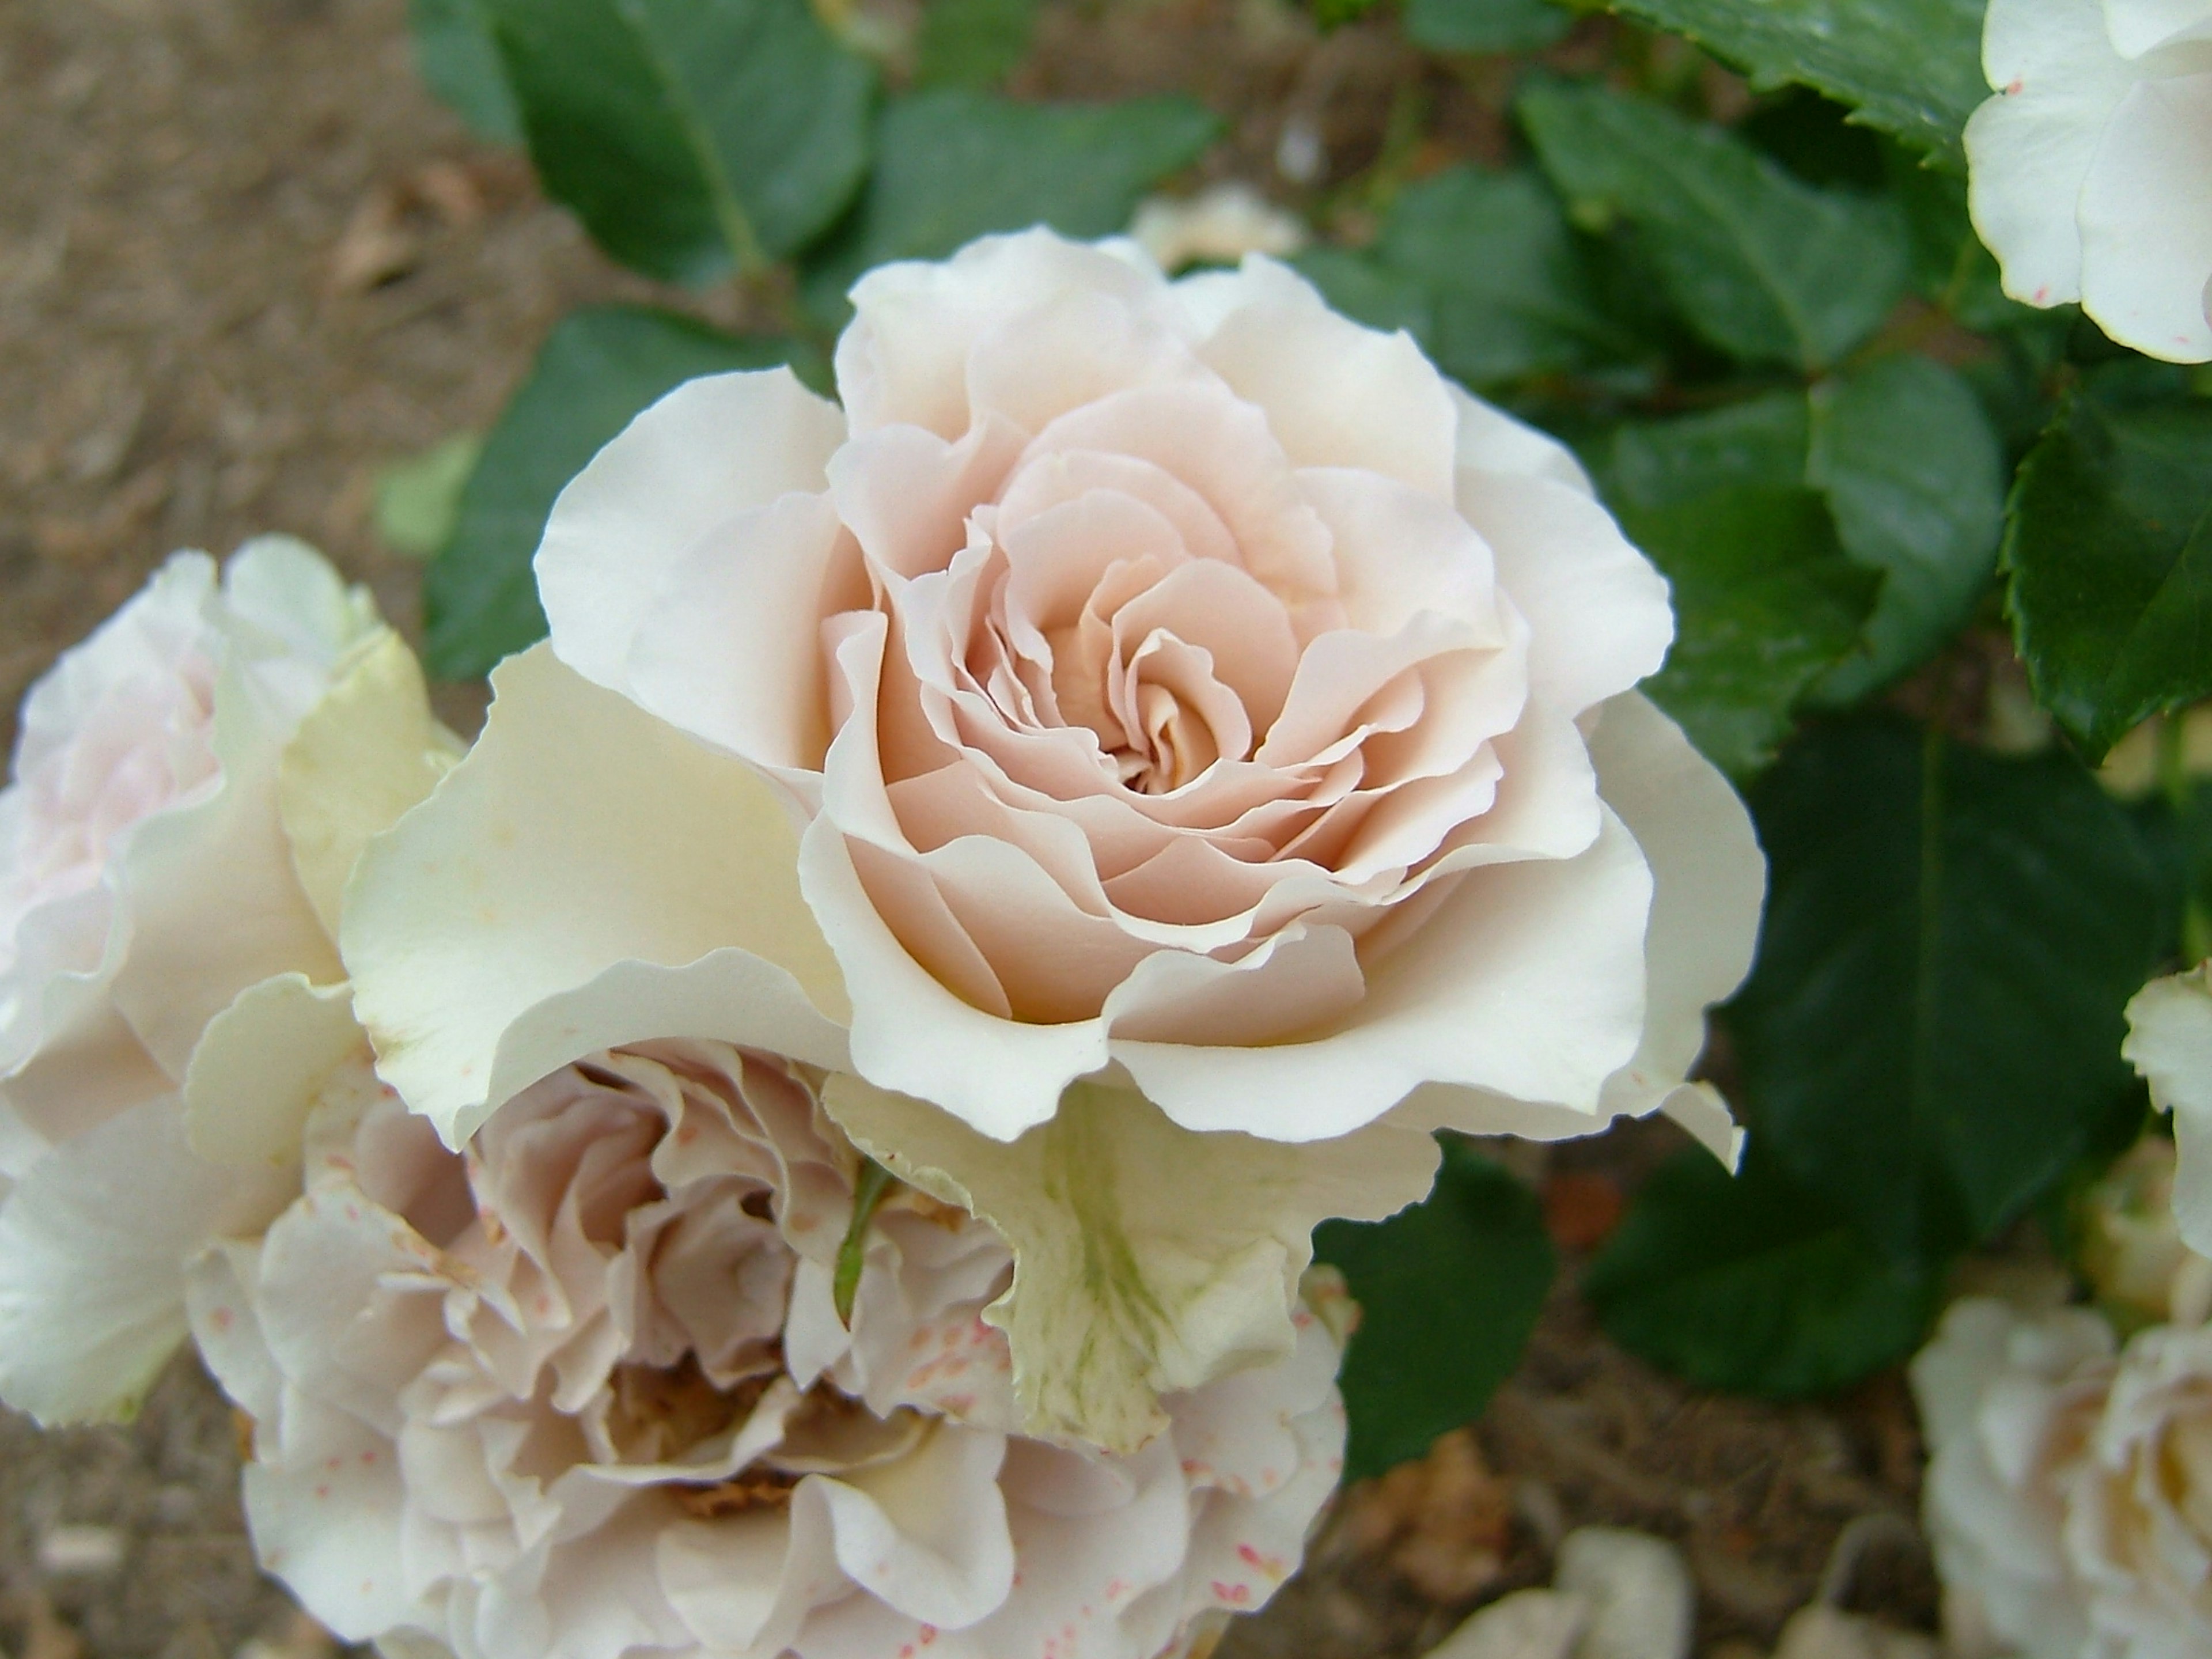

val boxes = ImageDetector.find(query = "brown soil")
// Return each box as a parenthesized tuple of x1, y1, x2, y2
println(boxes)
(0, 2, 1931, 1655)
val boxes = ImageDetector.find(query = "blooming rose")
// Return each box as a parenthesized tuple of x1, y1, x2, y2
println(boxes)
(1912, 1296, 2212, 1659)
(524, 229, 1762, 1153)
(188, 1036, 1343, 1659)
(1965, 0, 2212, 361)
(0, 539, 456, 1423)
(2078, 1135, 2212, 1330)
(1128, 183, 1310, 273)
(2126, 965, 2212, 1261)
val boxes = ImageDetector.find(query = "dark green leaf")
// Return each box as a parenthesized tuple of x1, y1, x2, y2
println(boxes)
(1806, 355, 2003, 701)
(914, 0, 1039, 88)
(2005, 392, 2212, 763)
(487, 0, 874, 281)
(1597, 391, 1809, 507)
(1729, 717, 2179, 1260)
(1619, 484, 1880, 776)
(1315, 1141, 1555, 1480)
(1603, 0, 1988, 164)
(1586, 1147, 1940, 1396)
(410, 0, 522, 144)
(801, 90, 1218, 323)
(1406, 0, 1571, 54)
(1519, 79, 1910, 370)
(423, 307, 808, 678)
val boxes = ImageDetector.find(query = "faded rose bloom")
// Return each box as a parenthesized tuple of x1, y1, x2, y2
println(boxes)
(524, 228, 1762, 1154)
(189, 1037, 1343, 1659)
(1965, 0, 2212, 361)
(1912, 1297, 2212, 1659)
(2078, 1136, 2212, 1331)
(0, 539, 455, 1425)
(1128, 183, 1309, 272)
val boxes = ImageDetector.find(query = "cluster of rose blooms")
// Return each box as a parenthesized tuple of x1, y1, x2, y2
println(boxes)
(0, 232, 1771, 1658)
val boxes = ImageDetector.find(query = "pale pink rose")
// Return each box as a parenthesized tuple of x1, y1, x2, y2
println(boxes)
(1912, 1297, 2212, 1659)
(189, 1037, 1343, 1659)
(535, 229, 1763, 1152)
(0, 539, 378, 1170)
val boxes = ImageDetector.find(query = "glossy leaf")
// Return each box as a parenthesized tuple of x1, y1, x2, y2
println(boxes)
(914, 0, 1039, 88)
(485, 0, 874, 281)
(423, 308, 808, 679)
(1618, 485, 1879, 777)
(1729, 717, 2179, 1262)
(1586, 1147, 1939, 1396)
(801, 90, 1218, 320)
(2005, 393, 2212, 764)
(1519, 79, 1910, 370)
(1806, 355, 2003, 701)
(1406, 0, 1571, 53)
(1604, 0, 1989, 163)
(410, 0, 521, 144)
(1314, 1140, 1555, 1481)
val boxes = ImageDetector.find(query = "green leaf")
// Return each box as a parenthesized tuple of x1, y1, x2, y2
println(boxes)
(801, 90, 1219, 323)
(1603, 0, 1989, 164)
(374, 433, 483, 561)
(485, 0, 874, 281)
(1805, 355, 2003, 701)
(2005, 393, 2212, 764)
(1405, 0, 1571, 54)
(1518, 78, 1910, 371)
(1619, 484, 1880, 776)
(423, 307, 806, 679)
(1585, 1146, 1939, 1396)
(1599, 390, 1810, 506)
(410, 0, 522, 144)
(1315, 1140, 1555, 1480)
(914, 0, 1039, 88)
(1729, 717, 2179, 1261)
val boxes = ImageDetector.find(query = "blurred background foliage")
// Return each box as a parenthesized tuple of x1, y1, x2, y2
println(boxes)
(389, 0, 2212, 1480)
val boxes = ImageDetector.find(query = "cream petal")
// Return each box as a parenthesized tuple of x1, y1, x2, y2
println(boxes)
(829, 419, 1022, 584)
(1449, 384, 1596, 496)
(657, 1510, 798, 1651)
(1296, 466, 1501, 640)
(1452, 468, 1675, 718)
(1585, 694, 1764, 1153)
(823, 1073, 1434, 1453)
(964, 281, 1209, 440)
(1100, 921, 1368, 1048)
(1114, 808, 1653, 1139)
(341, 646, 847, 1147)
(1190, 256, 1459, 501)
(2125, 964, 2212, 1257)
(183, 974, 369, 1168)
(805, 821, 1107, 1141)
(2104, 0, 2212, 56)
(995, 449, 1241, 571)
(621, 492, 860, 785)
(278, 628, 463, 938)
(537, 369, 848, 698)
(1967, 0, 2141, 309)
(0, 957, 169, 1173)
(0, 1096, 288, 1423)
(238, 1397, 418, 1642)
(838, 229, 1162, 439)
(2078, 71, 2212, 361)
(815, 1424, 1016, 1628)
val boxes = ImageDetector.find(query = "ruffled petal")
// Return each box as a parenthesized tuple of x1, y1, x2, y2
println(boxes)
(342, 646, 848, 1146)
(823, 1073, 1435, 1453)
(2125, 963, 2212, 1256)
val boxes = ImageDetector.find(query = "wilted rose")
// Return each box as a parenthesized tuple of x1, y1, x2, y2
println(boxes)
(1965, 0, 2212, 361)
(531, 229, 1764, 1155)
(191, 1037, 1342, 1659)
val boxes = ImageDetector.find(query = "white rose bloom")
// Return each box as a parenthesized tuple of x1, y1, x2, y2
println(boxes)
(1128, 183, 1310, 272)
(1912, 1297, 2212, 1659)
(2126, 965, 2212, 1262)
(522, 228, 1762, 1158)
(1964, 0, 2212, 361)
(0, 539, 457, 1423)
(188, 1037, 1342, 1659)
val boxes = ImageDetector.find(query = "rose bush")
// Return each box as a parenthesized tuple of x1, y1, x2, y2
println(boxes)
(190, 1035, 1343, 1659)
(0, 537, 457, 1423)
(1913, 1296, 2212, 1659)
(1965, 0, 2212, 361)
(517, 229, 1762, 1153)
